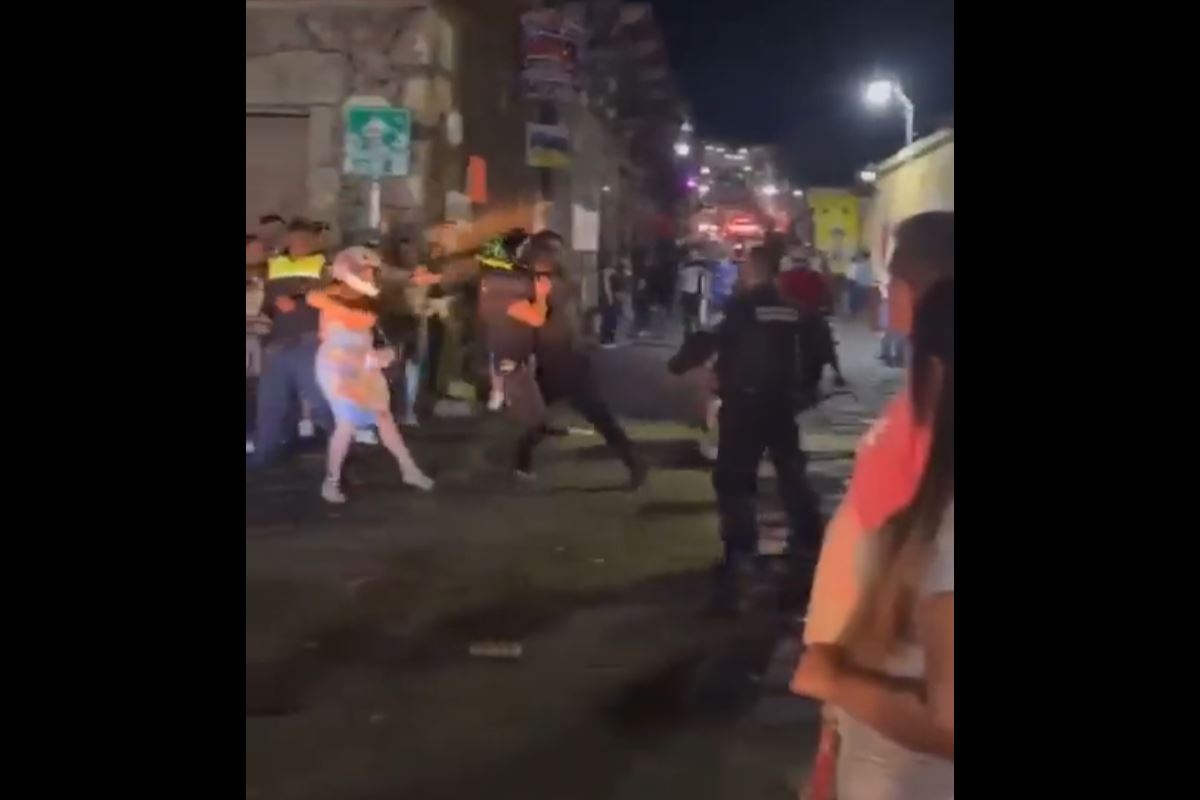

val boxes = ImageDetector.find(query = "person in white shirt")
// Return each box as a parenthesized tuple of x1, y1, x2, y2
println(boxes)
(677, 249, 709, 335)
(848, 249, 875, 319)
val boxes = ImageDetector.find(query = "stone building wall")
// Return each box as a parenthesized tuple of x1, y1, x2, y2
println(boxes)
(246, 0, 456, 240)
(435, 0, 540, 229)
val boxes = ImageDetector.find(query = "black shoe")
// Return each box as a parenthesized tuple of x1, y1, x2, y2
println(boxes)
(626, 456, 649, 491)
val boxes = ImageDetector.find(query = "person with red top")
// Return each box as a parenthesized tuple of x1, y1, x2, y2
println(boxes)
(791, 210, 953, 799)
(778, 245, 831, 314)
(778, 246, 847, 388)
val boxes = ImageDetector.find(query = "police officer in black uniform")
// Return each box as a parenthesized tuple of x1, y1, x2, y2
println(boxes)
(669, 245, 824, 612)
(516, 231, 647, 489)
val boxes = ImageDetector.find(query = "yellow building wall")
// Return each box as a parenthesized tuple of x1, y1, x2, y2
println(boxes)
(864, 138, 954, 280)
(807, 187, 860, 275)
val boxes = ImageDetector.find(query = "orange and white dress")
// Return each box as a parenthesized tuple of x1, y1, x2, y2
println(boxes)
(307, 287, 389, 428)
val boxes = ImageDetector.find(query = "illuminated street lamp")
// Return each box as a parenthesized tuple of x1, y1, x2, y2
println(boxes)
(700, 166, 711, 175)
(761, 184, 779, 197)
(674, 141, 691, 157)
(863, 78, 915, 145)
(859, 168, 878, 183)
(792, 189, 804, 198)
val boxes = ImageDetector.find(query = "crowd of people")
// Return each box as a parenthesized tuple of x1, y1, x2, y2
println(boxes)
(245, 215, 646, 502)
(245, 207, 955, 800)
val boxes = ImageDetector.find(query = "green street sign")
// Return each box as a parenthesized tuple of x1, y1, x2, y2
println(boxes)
(343, 105, 411, 178)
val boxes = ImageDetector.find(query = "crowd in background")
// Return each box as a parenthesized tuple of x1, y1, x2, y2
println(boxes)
(245, 215, 485, 461)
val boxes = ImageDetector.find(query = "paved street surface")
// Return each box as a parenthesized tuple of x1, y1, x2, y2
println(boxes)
(246, 316, 900, 800)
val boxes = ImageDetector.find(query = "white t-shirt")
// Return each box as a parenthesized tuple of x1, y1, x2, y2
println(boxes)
(837, 501, 954, 800)
(679, 263, 708, 295)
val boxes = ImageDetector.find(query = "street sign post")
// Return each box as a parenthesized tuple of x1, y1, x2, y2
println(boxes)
(343, 105, 412, 232)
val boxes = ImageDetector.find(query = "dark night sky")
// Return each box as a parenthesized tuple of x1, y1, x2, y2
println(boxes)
(649, 0, 954, 185)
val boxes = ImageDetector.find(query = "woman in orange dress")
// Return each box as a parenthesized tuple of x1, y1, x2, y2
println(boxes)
(307, 247, 434, 503)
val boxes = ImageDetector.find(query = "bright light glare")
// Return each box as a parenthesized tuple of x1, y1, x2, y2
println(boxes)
(864, 80, 894, 107)
(859, 169, 878, 182)
(742, 165, 752, 173)
(792, 189, 804, 198)
(681, 121, 693, 133)
(602, 185, 611, 193)
(761, 184, 779, 196)
(700, 166, 711, 175)
(698, 184, 711, 196)
(674, 141, 691, 157)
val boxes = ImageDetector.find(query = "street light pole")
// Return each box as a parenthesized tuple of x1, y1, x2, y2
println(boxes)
(894, 85, 915, 146)
(864, 78, 916, 146)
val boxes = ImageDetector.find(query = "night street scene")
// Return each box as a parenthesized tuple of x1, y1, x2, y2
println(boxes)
(246, 0, 954, 798)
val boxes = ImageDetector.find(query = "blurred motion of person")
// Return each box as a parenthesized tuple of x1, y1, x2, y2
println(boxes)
(792, 211, 954, 799)
(257, 213, 287, 257)
(792, 279, 954, 799)
(514, 231, 646, 489)
(246, 235, 271, 454)
(251, 218, 334, 466)
(307, 247, 434, 503)
(678, 247, 709, 335)
(668, 246, 824, 614)
(708, 247, 739, 321)
(777, 245, 830, 314)
(598, 252, 627, 348)
(878, 280, 907, 368)
(778, 246, 847, 388)
(630, 243, 651, 337)
(847, 249, 874, 320)
(375, 237, 425, 427)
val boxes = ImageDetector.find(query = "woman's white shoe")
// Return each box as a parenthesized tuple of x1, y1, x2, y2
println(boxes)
(321, 478, 347, 504)
(402, 468, 435, 492)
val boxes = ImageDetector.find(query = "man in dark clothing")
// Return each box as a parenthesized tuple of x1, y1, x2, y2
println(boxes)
(669, 245, 823, 612)
(251, 219, 335, 467)
(510, 231, 647, 489)
(677, 248, 709, 336)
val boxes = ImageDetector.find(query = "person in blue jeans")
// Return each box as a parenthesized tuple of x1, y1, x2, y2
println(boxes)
(252, 219, 335, 467)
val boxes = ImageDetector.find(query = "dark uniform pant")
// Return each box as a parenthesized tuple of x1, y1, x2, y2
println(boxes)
(252, 335, 334, 467)
(680, 292, 702, 335)
(712, 394, 822, 565)
(512, 365, 635, 474)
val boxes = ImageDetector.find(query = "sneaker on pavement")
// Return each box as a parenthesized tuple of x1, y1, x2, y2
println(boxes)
(699, 442, 719, 461)
(401, 467, 435, 492)
(402, 412, 421, 428)
(321, 478, 347, 504)
(354, 428, 379, 445)
(514, 469, 537, 483)
(298, 419, 316, 439)
(487, 391, 504, 412)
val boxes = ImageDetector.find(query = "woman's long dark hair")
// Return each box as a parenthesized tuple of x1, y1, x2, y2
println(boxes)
(841, 279, 954, 668)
